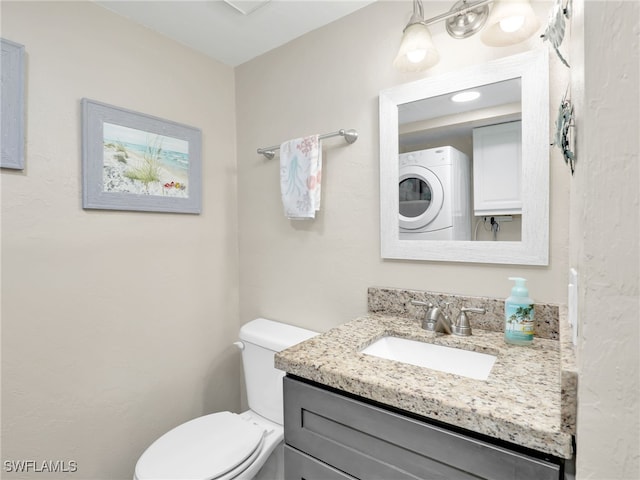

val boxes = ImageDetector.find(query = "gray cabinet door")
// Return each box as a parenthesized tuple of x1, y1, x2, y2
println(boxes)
(285, 445, 357, 480)
(284, 376, 561, 480)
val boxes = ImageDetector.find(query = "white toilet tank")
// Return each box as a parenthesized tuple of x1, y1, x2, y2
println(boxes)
(239, 318, 317, 426)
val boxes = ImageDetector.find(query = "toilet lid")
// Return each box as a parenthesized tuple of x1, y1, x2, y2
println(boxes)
(135, 411, 266, 480)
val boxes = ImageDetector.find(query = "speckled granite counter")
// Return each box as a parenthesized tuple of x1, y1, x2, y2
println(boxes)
(558, 306, 578, 435)
(275, 313, 575, 459)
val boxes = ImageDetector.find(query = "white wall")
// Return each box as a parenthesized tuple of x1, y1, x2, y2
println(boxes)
(571, 1, 640, 478)
(235, 0, 569, 333)
(1, 2, 239, 478)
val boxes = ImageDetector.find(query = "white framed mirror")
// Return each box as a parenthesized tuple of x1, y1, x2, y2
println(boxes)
(379, 49, 549, 265)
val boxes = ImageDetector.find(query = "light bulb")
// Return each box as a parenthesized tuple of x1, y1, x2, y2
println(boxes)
(499, 15, 525, 32)
(406, 49, 427, 63)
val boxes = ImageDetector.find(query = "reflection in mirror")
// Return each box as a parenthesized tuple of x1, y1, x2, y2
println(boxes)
(379, 49, 549, 265)
(398, 78, 522, 242)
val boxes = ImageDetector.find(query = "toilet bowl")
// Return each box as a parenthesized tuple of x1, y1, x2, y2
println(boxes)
(134, 318, 317, 480)
(134, 411, 281, 480)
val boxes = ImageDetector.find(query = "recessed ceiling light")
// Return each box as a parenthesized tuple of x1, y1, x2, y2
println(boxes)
(451, 91, 481, 103)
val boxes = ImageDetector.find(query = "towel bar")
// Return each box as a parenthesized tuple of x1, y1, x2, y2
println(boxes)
(257, 129, 358, 159)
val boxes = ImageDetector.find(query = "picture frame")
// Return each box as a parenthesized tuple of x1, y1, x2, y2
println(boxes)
(82, 98, 202, 214)
(1, 38, 26, 170)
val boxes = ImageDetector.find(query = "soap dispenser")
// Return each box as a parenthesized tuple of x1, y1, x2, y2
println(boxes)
(504, 277, 535, 345)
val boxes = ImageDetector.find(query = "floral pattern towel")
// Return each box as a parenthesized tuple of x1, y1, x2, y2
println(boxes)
(280, 135, 322, 219)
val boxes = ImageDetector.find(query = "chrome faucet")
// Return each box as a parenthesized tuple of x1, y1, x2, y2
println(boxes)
(411, 300, 452, 332)
(411, 300, 485, 337)
(410, 300, 437, 331)
(428, 303, 453, 334)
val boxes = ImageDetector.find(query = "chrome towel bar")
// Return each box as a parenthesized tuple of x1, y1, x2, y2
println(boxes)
(257, 129, 358, 159)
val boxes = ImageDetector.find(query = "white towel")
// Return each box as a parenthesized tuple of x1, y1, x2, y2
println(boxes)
(279, 135, 322, 219)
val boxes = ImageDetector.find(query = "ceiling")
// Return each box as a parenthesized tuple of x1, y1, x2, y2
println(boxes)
(399, 78, 523, 149)
(399, 78, 522, 125)
(94, 0, 377, 67)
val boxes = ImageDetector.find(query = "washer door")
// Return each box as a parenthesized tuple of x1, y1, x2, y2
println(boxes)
(399, 166, 444, 231)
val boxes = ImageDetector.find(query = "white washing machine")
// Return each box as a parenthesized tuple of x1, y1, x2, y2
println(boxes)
(399, 146, 471, 240)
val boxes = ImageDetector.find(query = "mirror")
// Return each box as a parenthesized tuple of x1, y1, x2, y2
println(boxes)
(379, 49, 549, 265)
(399, 77, 523, 242)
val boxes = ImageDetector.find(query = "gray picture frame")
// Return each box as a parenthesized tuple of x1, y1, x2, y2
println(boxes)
(82, 98, 202, 214)
(1, 38, 26, 170)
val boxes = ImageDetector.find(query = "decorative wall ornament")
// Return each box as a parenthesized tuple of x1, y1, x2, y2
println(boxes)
(544, 0, 575, 174)
(553, 89, 575, 175)
(541, 0, 571, 68)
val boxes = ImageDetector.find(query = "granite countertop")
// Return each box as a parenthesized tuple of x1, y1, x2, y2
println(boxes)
(275, 313, 575, 459)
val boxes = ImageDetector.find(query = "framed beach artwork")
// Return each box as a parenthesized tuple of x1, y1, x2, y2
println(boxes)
(82, 99, 202, 213)
(1, 38, 26, 170)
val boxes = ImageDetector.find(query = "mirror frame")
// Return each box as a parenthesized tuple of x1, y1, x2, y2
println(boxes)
(379, 49, 549, 265)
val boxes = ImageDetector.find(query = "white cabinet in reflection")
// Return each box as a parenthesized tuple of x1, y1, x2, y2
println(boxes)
(472, 121, 522, 216)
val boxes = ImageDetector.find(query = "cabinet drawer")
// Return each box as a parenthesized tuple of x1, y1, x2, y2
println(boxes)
(284, 376, 561, 480)
(285, 445, 357, 480)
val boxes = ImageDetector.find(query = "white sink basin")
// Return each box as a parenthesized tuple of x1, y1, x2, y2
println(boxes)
(361, 336, 496, 380)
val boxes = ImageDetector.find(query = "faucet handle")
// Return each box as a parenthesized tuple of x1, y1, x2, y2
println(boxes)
(410, 300, 431, 308)
(452, 307, 486, 337)
(461, 307, 486, 315)
(410, 300, 436, 331)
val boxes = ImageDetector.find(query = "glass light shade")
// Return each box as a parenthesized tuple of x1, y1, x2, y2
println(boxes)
(393, 23, 440, 72)
(500, 15, 525, 32)
(480, 0, 540, 46)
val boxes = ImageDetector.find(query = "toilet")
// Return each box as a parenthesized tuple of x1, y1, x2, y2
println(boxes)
(134, 318, 318, 480)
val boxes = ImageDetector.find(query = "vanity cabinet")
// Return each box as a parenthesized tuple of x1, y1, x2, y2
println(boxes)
(472, 121, 522, 216)
(284, 376, 563, 480)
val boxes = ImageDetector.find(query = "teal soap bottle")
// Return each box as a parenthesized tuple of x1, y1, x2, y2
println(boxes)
(504, 277, 535, 345)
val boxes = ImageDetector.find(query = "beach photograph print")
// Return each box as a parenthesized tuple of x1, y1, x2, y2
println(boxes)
(102, 122, 189, 198)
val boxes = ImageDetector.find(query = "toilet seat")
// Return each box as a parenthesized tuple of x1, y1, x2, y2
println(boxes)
(134, 411, 266, 480)
(214, 435, 264, 480)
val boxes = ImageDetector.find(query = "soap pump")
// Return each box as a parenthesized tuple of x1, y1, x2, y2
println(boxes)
(504, 277, 535, 345)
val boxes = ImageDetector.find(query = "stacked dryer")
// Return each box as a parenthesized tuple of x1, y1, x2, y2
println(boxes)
(399, 146, 471, 241)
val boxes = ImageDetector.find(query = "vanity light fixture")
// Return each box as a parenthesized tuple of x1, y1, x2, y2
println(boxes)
(445, 0, 490, 39)
(451, 90, 481, 102)
(394, 0, 540, 72)
(393, 0, 440, 72)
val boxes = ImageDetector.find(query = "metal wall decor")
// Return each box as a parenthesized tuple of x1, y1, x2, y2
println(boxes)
(553, 89, 575, 175)
(541, 0, 571, 68)
(543, 0, 576, 175)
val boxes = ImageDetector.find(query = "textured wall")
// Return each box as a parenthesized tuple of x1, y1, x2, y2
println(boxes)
(1, 2, 239, 478)
(571, 1, 640, 477)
